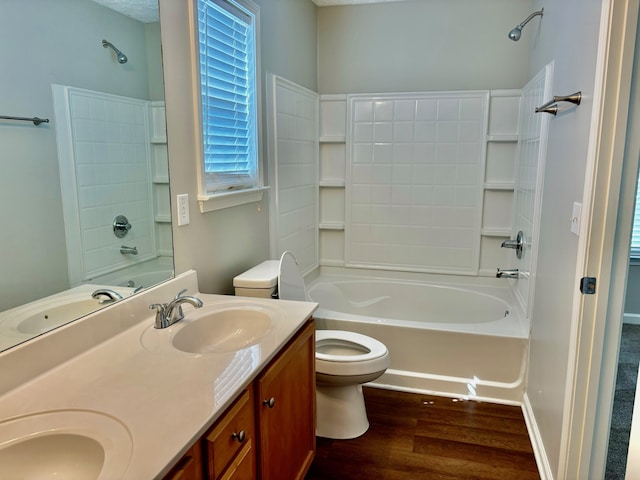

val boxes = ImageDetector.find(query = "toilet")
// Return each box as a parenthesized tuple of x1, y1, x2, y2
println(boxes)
(233, 252, 390, 439)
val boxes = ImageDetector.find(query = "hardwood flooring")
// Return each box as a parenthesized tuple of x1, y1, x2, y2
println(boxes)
(306, 387, 540, 480)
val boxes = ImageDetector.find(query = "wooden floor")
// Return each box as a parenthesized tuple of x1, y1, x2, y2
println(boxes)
(305, 387, 540, 480)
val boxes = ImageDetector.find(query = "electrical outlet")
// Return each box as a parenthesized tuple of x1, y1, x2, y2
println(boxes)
(177, 194, 190, 226)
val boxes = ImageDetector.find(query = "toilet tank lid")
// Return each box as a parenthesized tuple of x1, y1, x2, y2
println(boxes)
(233, 260, 279, 288)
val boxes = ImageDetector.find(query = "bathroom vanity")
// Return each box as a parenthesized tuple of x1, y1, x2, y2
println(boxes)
(0, 271, 317, 479)
(166, 319, 316, 480)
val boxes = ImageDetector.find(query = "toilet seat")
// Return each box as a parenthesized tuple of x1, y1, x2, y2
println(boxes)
(316, 330, 387, 363)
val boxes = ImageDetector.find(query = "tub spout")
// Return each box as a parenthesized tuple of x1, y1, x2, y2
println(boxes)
(496, 268, 520, 279)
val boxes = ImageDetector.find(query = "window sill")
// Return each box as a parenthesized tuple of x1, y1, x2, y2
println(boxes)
(197, 186, 269, 213)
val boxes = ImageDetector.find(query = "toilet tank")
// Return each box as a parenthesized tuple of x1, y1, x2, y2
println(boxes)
(233, 260, 279, 298)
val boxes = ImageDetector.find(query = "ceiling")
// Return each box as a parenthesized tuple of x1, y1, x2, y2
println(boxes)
(89, 0, 159, 23)
(312, 0, 407, 5)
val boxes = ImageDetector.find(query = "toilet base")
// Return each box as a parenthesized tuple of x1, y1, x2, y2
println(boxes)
(316, 384, 370, 439)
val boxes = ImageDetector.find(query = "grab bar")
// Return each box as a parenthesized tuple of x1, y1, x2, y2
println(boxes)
(0, 115, 50, 126)
(535, 91, 582, 116)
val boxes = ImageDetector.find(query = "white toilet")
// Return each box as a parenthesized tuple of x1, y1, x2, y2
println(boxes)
(233, 252, 390, 439)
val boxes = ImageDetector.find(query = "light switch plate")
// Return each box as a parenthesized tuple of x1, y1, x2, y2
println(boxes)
(177, 194, 190, 226)
(570, 202, 581, 236)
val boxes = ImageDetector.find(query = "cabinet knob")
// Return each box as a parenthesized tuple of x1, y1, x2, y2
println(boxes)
(263, 397, 276, 408)
(231, 430, 246, 443)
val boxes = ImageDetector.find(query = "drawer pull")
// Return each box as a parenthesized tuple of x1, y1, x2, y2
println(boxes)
(263, 397, 275, 408)
(231, 430, 246, 443)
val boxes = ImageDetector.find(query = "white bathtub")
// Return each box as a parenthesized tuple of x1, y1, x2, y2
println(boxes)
(306, 269, 529, 404)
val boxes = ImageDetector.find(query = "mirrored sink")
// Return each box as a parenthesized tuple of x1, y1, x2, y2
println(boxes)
(141, 302, 284, 354)
(0, 410, 133, 479)
(16, 299, 103, 335)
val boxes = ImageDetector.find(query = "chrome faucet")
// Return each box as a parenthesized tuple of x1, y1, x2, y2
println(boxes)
(91, 288, 123, 304)
(150, 289, 203, 329)
(120, 245, 138, 255)
(496, 268, 520, 279)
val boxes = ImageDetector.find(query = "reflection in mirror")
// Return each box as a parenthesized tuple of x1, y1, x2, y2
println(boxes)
(0, 0, 173, 352)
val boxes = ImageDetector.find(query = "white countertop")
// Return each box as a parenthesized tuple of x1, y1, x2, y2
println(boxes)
(0, 272, 317, 479)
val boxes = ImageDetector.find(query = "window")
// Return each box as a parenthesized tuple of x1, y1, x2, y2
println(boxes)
(195, 0, 263, 210)
(632, 176, 640, 258)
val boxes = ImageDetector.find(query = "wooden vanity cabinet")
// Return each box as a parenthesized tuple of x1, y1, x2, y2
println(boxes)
(163, 319, 315, 480)
(204, 387, 256, 480)
(163, 441, 204, 480)
(255, 320, 316, 480)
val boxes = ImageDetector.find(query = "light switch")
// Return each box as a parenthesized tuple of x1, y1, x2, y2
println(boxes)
(570, 202, 581, 236)
(177, 194, 190, 226)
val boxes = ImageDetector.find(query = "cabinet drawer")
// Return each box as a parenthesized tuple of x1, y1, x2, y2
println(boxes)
(205, 386, 255, 480)
(163, 442, 203, 480)
(218, 442, 255, 480)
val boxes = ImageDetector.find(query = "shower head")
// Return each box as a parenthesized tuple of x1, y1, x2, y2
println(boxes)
(508, 8, 544, 41)
(102, 39, 128, 64)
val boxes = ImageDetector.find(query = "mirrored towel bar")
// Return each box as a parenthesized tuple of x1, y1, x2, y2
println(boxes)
(535, 91, 582, 116)
(0, 115, 50, 126)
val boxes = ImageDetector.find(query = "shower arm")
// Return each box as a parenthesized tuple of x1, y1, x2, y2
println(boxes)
(518, 9, 544, 29)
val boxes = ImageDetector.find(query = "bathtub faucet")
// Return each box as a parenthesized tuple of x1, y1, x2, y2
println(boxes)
(496, 268, 520, 279)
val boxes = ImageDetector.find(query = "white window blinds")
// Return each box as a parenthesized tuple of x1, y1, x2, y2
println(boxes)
(632, 175, 640, 258)
(197, 0, 258, 193)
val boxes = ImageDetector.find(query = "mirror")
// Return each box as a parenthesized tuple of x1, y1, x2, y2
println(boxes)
(0, 0, 173, 352)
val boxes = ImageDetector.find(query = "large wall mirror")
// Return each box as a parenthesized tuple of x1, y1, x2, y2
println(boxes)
(0, 0, 173, 352)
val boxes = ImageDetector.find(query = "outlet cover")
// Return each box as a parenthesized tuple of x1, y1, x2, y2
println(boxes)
(177, 194, 190, 226)
(570, 202, 581, 236)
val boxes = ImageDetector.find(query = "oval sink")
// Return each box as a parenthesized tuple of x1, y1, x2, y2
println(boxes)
(0, 433, 104, 479)
(16, 299, 103, 335)
(172, 306, 274, 354)
(0, 410, 132, 480)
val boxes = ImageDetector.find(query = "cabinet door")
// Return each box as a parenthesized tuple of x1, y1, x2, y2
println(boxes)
(163, 442, 204, 480)
(255, 320, 315, 480)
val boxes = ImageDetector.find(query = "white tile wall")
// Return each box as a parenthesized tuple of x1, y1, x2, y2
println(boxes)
(54, 86, 157, 284)
(267, 75, 319, 274)
(511, 64, 553, 315)
(344, 92, 489, 274)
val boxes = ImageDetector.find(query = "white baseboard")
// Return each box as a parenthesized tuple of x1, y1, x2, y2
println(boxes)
(623, 313, 640, 325)
(522, 393, 554, 480)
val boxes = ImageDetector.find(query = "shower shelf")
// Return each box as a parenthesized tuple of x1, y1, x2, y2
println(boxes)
(486, 134, 518, 143)
(319, 135, 346, 143)
(481, 228, 511, 237)
(319, 180, 345, 188)
(319, 222, 345, 231)
(484, 182, 514, 191)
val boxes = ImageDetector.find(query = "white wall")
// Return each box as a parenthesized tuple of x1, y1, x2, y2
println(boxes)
(524, 0, 606, 476)
(0, 0, 158, 310)
(159, 0, 318, 294)
(317, 0, 535, 94)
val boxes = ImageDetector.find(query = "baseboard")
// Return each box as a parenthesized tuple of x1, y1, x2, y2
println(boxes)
(623, 313, 640, 325)
(522, 393, 554, 480)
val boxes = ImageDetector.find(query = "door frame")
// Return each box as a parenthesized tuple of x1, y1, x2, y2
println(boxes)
(559, 0, 640, 477)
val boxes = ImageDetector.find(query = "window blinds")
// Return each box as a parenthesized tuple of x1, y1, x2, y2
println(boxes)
(198, 0, 258, 193)
(631, 177, 640, 258)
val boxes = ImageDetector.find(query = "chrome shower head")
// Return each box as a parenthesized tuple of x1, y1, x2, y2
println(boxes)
(508, 8, 544, 41)
(508, 26, 522, 41)
(102, 39, 128, 64)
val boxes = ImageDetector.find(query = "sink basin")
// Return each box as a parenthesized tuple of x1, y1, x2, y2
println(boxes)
(16, 299, 103, 335)
(172, 306, 274, 354)
(0, 433, 105, 479)
(0, 410, 133, 479)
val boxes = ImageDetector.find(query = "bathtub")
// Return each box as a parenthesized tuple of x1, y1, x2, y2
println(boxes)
(306, 269, 529, 404)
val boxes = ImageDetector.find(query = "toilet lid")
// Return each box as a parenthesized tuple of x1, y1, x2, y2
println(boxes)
(316, 330, 388, 363)
(278, 251, 307, 301)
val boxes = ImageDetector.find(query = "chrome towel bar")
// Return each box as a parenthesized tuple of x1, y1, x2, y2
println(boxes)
(535, 91, 582, 115)
(0, 115, 50, 126)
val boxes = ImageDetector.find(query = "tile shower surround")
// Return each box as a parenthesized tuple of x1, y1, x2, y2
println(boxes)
(63, 88, 157, 280)
(346, 92, 489, 273)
